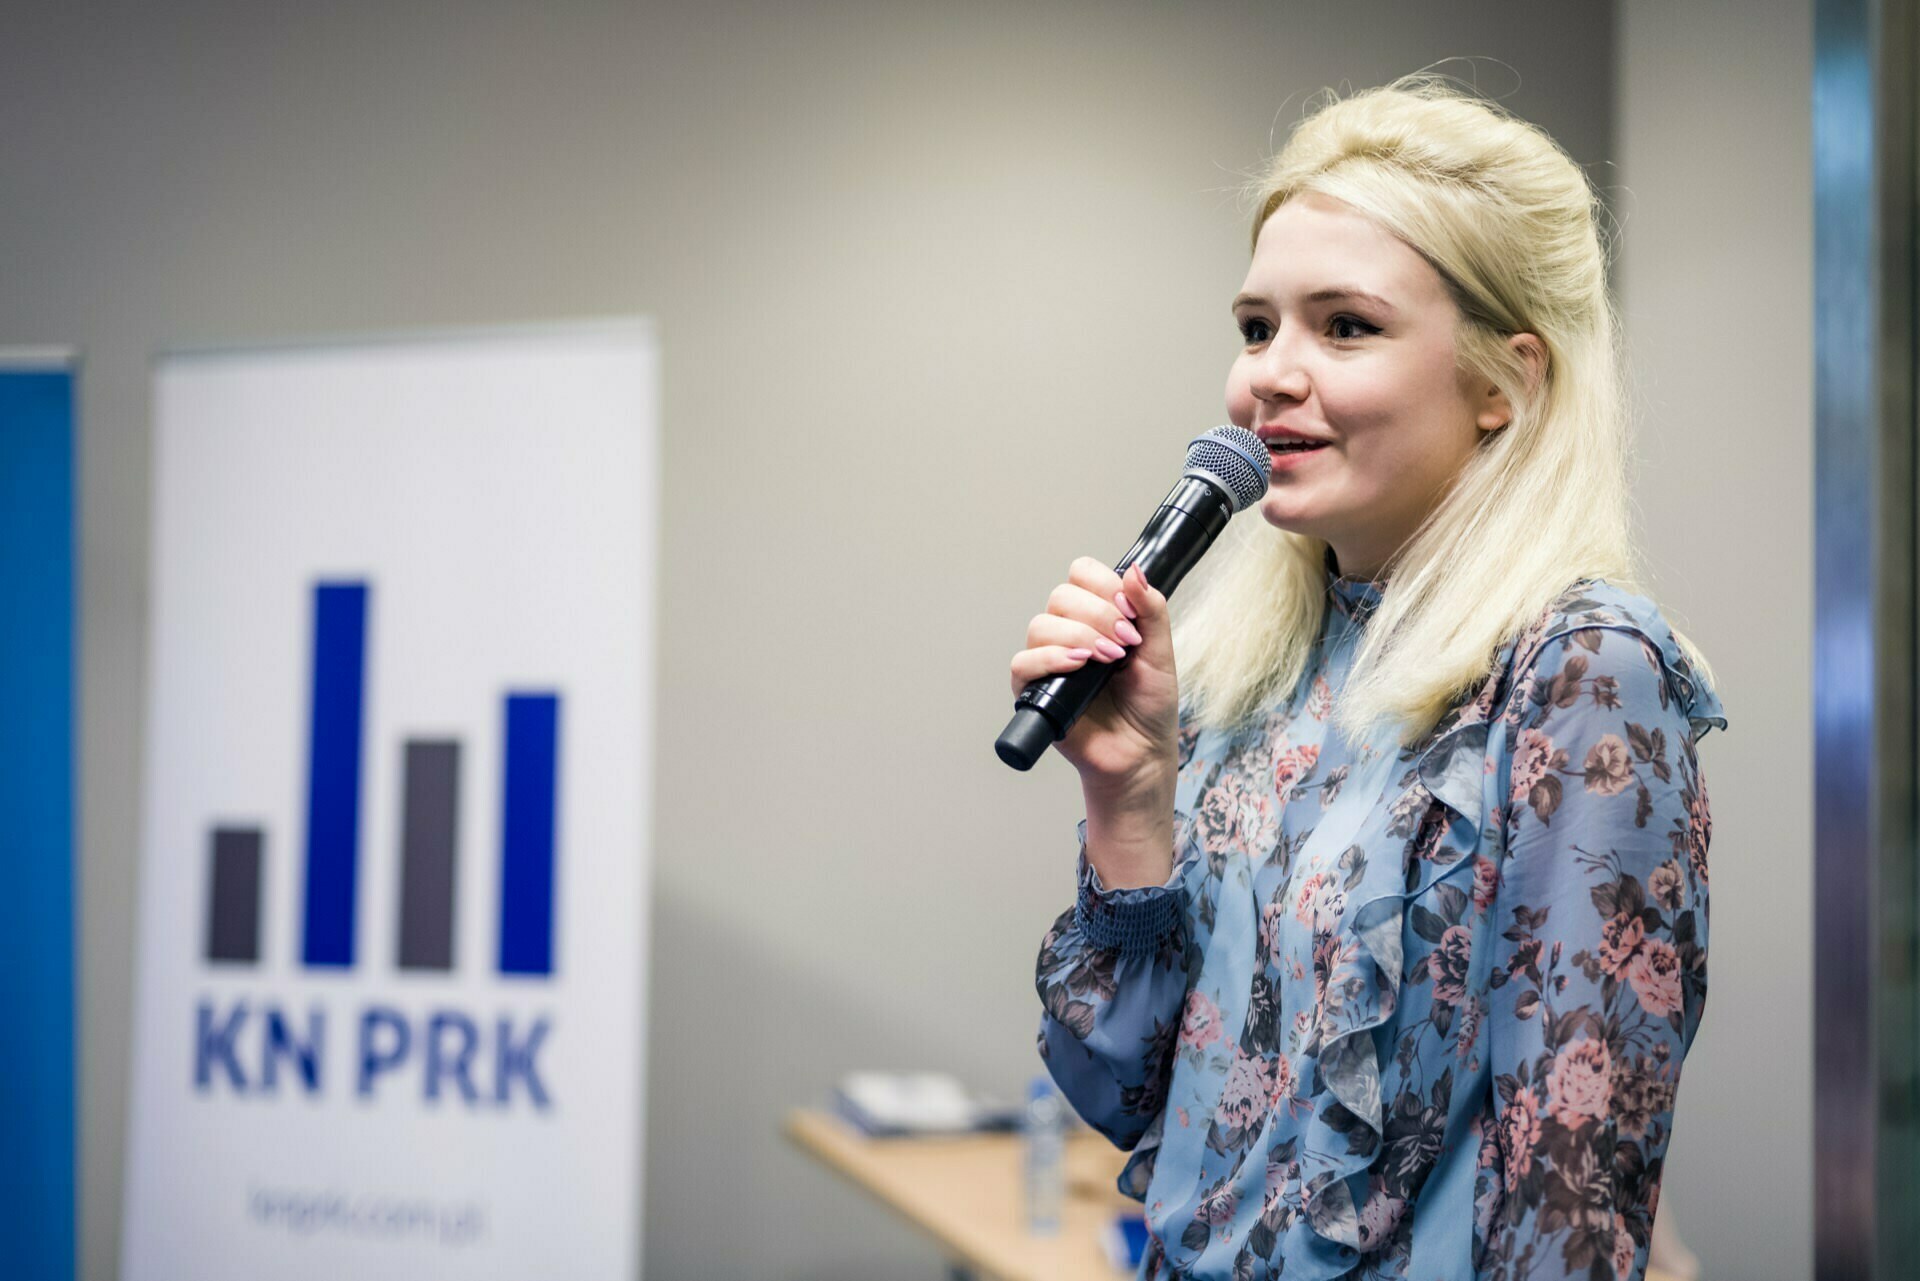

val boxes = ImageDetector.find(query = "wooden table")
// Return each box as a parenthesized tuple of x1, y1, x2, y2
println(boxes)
(787, 1109, 1698, 1281)
(783, 1108, 1139, 1281)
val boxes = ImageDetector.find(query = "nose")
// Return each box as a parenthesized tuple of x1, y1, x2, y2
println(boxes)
(1247, 330, 1310, 404)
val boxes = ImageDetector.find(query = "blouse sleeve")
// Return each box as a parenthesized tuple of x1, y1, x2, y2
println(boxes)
(1478, 624, 1720, 1281)
(1034, 818, 1193, 1152)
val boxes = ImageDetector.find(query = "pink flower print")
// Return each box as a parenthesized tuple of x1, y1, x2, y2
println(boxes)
(1356, 1185, 1408, 1251)
(1227, 767, 1278, 852)
(1197, 786, 1238, 852)
(1307, 674, 1334, 721)
(1289, 1009, 1313, 1052)
(1690, 777, 1713, 875)
(1431, 925, 1473, 1003)
(1274, 743, 1320, 797)
(1471, 856, 1500, 911)
(1649, 859, 1687, 911)
(1612, 1216, 1638, 1281)
(1512, 671, 1540, 719)
(1455, 994, 1485, 1062)
(1176, 1106, 1190, 1128)
(1258, 901, 1285, 962)
(1198, 1181, 1239, 1227)
(1511, 728, 1557, 799)
(1295, 872, 1345, 933)
(1499, 1087, 1543, 1193)
(1627, 939, 1685, 1018)
(1217, 1048, 1277, 1129)
(1583, 734, 1634, 797)
(1180, 990, 1224, 1051)
(1545, 1037, 1613, 1128)
(1597, 912, 1646, 977)
(1268, 1052, 1295, 1108)
(1294, 871, 1327, 926)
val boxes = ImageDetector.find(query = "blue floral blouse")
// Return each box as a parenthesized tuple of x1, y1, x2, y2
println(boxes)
(1035, 553, 1726, 1281)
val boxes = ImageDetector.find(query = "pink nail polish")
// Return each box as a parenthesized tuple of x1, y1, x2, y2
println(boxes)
(1094, 638, 1125, 660)
(1065, 647, 1094, 660)
(1114, 617, 1143, 646)
(1113, 590, 1138, 620)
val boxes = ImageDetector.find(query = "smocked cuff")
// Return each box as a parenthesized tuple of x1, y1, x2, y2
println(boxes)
(1072, 819, 1186, 959)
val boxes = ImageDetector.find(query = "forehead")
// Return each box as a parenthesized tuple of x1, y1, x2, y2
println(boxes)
(1245, 192, 1442, 305)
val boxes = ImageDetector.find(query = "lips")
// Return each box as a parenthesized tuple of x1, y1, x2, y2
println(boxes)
(1256, 426, 1329, 445)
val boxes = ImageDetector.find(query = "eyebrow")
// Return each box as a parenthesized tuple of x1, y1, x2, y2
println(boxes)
(1232, 287, 1399, 316)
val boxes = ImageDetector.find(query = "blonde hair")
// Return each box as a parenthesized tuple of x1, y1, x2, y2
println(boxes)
(1173, 73, 1716, 748)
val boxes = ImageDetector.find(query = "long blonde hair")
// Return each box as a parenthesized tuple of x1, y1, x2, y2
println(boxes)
(1173, 73, 1716, 748)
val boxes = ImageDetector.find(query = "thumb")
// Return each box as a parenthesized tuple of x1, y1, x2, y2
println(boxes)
(1121, 562, 1175, 671)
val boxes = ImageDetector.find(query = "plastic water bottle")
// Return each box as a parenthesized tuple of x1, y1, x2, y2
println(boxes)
(1024, 1075, 1066, 1236)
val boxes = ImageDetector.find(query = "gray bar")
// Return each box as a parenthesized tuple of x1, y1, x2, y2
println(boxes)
(205, 827, 262, 964)
(397, 740, 460, 971)
(1814, 1, 1920, 1277)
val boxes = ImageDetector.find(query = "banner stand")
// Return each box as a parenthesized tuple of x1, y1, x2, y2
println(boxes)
(0, 348, 78, 1281)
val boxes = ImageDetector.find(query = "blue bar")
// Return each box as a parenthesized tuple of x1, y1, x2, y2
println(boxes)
(302, 582, 368, 968)
(0, 366, 75, 1281)
(499, 693, 559, 976)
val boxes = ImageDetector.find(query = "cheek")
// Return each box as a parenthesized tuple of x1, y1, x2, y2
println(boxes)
(1224, 366, 1256, 427)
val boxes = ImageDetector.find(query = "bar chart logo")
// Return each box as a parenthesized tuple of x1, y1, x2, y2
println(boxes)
(202, 581, 561, 979)
(190, 579, 564, 1113)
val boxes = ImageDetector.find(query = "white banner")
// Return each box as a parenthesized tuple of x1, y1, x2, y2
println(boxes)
(123, 324, 658, 1280)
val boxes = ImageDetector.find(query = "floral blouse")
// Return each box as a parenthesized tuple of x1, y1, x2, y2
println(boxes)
(1035, 554, 1726, 1281)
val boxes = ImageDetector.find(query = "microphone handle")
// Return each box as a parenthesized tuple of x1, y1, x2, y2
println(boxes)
(995, 475, 1232, 771)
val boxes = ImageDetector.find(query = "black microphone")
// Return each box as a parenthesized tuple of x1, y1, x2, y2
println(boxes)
(995, 425, 1269, 771)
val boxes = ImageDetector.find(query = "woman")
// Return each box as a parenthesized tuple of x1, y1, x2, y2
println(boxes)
(1016, 76, 1726, 1281)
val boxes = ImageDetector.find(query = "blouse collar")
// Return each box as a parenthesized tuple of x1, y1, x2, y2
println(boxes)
(1324, 545, 1384, 624)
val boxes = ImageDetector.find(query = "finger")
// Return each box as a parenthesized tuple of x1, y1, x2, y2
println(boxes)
(1010, 645, 1095, 693)
(1116, 563, 1175, 671)
(1120, 562, 1168, 618)
(1046, 580, 1130, 638)
(1066, 555, 1126, 600)
(1025, 614, 1130, 661)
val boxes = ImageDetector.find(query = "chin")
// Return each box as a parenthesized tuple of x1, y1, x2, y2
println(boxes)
(1256, 502, 1316, 536)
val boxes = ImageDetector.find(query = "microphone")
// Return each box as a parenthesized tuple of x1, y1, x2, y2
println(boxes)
(995, 425, 1268, 771)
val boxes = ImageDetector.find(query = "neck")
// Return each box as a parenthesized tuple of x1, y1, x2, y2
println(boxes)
(1327, 547, 1385, 584)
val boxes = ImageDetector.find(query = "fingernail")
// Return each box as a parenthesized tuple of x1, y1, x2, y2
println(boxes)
(1094, 638, 1126, 661)
(1113, 590, 1138, 621)
(1114, 618, 1143, 646)
(1065, 647, 1093, 660)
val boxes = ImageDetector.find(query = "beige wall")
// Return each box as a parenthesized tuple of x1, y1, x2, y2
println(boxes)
(1616, 2, 1813, 1277)
(6, 2, 1821, 1277)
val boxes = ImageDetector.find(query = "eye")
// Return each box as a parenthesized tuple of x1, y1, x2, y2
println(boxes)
(1329, 315, 1379, 341)
(1238, 316, 1273, 344)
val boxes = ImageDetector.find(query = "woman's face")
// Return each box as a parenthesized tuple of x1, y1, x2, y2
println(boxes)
(1225, 191, 1511, 580)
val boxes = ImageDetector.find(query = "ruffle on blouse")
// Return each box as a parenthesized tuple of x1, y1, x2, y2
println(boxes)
(1514, 581, 1730, 747)
(1288, 579, 1723, 1272)
(1291, 662, 1497, 1269)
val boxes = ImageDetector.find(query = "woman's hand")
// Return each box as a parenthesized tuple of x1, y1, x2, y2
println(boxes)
(1010, 558, 1179, 887)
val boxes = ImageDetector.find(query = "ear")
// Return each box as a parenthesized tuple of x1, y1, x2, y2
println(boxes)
(1475, 333, 1547, 433)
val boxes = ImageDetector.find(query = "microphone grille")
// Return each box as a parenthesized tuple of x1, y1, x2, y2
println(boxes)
(1184, 425, 1269, 512)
